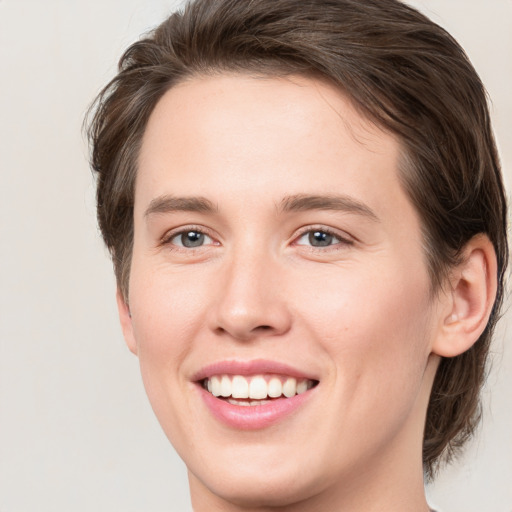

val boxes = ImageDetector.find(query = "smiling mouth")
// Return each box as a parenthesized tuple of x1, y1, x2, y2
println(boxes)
(201, 374, 319, 406)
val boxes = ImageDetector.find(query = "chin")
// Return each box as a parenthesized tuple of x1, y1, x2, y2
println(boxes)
(191, 464, 326, 509)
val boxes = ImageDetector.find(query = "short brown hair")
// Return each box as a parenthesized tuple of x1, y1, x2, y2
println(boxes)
(86, 0, 508, 477)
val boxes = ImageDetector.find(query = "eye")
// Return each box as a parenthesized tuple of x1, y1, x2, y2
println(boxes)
(169, 230, 214, 248)
(295, 229, 349, 248)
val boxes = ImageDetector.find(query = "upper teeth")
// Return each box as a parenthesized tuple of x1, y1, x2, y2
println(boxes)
(205, 374, 314, 399)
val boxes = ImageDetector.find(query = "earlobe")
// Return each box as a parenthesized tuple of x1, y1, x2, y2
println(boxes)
(116, 289, 138, 355)
(432, 235, 497, 358)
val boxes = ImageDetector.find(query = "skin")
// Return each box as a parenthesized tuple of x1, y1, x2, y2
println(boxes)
(117, 74, 496, 511)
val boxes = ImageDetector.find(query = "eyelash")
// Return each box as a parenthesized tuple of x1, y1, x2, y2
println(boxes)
(292, 225, 354, 251)
(161, 225, 218, 251)
(160, 225, 354, 252)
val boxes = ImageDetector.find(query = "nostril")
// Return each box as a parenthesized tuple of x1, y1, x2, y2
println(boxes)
(214, 324, 274, 340)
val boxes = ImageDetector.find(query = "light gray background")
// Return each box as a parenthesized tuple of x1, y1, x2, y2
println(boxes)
(0, 1, 510, 511)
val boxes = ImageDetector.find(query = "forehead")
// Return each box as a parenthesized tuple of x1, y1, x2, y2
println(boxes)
(136, 73, 411, 228)
(139, 73, 395, 167)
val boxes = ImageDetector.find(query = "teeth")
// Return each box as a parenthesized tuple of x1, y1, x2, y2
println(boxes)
(220, 375, 231, 397)
(211, 376, 221, 397)
(231, 375, 249, 398)
(283, 377, 297, 398)
(268, 377, 282, 398)
(204, 374, 315, 401)
(228, 398, 272, 406)
(296, 380, 308, 395)
(228, 398, 251, 406)
(249, 376, 268, 399)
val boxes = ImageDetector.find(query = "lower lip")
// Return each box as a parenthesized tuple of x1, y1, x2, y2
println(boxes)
(197, 386, 315, 430)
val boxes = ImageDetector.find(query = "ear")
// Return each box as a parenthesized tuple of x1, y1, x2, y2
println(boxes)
(116, 289, 138, 355)
(432, 234, 498, 358)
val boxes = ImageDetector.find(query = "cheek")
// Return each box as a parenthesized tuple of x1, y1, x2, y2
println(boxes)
(126, 265, 204, 404)
(292, 259, 433, 399)
(295, 256, 431, 339)
(126, 266, 207, 448)
(129, 261, 209, 346)
(292, 262, 435, 460)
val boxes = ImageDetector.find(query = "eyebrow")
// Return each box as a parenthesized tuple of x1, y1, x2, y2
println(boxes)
(144, 193, 378, 221)
(278, 194, 379, 221)
(144, 195, 218, 217)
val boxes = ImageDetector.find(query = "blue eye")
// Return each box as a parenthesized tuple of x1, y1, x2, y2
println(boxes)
(296, 229, 343, 247)
(171, 230, 213, 248)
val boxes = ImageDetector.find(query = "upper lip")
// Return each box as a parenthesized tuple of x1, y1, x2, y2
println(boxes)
(191, 359, 319, 382)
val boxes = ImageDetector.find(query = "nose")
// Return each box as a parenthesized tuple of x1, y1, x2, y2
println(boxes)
(209, 248, 292, 342)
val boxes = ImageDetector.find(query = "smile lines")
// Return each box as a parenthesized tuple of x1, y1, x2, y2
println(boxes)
(202, 374, 317, 403)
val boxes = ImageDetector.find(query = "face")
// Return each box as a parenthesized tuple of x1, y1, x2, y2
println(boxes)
(121, 74, 443, 508)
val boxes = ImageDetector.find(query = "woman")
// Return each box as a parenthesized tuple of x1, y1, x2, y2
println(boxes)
(87, 0, 508, 510)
